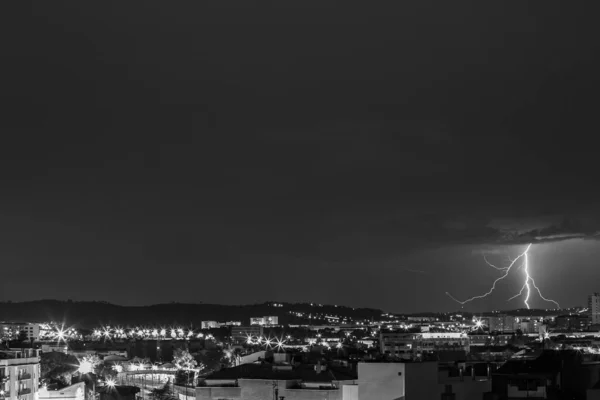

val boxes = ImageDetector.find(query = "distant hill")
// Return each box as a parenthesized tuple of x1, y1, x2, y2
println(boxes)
(0, 300, 385, 328)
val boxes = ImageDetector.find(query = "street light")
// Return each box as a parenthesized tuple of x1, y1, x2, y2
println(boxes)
(78, 360, 94, 375)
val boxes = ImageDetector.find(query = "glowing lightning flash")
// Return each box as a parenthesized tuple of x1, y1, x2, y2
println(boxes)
(447, 243, 560, 309)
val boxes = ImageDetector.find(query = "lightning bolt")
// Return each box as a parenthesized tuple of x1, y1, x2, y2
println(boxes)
(446, 243, 560, 309)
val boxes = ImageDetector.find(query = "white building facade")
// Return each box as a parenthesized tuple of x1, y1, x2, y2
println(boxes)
(0, 349, 41, 400)
(589, 293, 600, 325)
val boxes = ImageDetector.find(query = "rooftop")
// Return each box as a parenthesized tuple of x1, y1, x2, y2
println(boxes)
(0, 349, 40, 360)
(495, 350, 583, 376)
(203, 363, 357, 383)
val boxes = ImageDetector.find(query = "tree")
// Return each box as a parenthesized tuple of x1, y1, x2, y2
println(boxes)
(173, 349, 198, 387)
(173, 349, 197, 371)
(40, 352, 79, 387)
(0, 330, 13, 347)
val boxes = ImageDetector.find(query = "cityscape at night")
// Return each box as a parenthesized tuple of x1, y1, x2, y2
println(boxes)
(4, 1, 600, 400)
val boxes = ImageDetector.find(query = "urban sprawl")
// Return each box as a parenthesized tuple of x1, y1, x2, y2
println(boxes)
(2, 293, 600, 400)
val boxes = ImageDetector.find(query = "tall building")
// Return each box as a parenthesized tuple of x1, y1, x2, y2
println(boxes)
(589, 293, 600, 325)
(487, 315, 516, 333)
(0, 349, 41, 400)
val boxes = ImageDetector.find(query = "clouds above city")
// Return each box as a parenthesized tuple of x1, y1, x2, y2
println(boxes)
(2, 1, 600, 311)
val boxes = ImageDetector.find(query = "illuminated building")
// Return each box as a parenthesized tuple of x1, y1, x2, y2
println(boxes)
(380, 332, 470, 357)
(249, 316, 279, 326)
(0, 323, 40, 341)
(201, 321, 220, 329)
(467, 333, 512, 347)
(231, 326, 263, 341)
(555, 314, 590, 331)
(517, 318, 541, 334)
(487, 315, 516, 333)
(406, 315, 438, 322)
(589, 293, 600, 325)
(0, 349, 41, 400)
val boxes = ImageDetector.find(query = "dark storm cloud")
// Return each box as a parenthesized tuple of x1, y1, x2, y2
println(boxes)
(494, 216, 600, 245)
(2, 1, 600, 308)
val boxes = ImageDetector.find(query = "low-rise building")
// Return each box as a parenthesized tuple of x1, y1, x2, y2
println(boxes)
(196, 362, 357, 400)
(200, 321, 220, 330)
(0, 323, 40, 341)
(358, 360, 492, 400)
(555, 314, 590, 331)
(406, 316, 438, 322)
(0, 349, 41, 400)
(491, 350, 600, 399)
(380, 332, 469, 358)
(231, 326, 264, 341)
(468, 333, 512, 347)
(38, 382, 85, 400)
(201, 321, 241, 329)
(249, 316, 279, 326)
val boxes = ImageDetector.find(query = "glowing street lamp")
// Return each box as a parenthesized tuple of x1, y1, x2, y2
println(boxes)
(78, 360, 94, 375)
(275, 338, 285, 351)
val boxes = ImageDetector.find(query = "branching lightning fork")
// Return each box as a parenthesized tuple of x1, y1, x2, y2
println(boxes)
(446, 243, 560, 309)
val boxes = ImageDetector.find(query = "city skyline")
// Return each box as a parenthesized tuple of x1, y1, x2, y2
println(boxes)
(2, 2, 600, 313)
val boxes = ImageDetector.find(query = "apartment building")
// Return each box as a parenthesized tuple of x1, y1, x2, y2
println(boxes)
(380, 332, 470, 358)
(231, 326, 264, 341)
(0, 323, 40, 342)
(589, 293, 600, 325)
(0, 349, 41, 400)
(249, 316, 279, 326)
(487, 315, 516, 333)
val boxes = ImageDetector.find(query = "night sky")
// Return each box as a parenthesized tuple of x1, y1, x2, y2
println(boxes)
(2, 2, 600, 313)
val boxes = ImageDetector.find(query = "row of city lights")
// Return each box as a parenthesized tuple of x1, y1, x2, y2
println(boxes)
(245, 335, 344, 350)
(38, 324, 218, 342)
(91, 327, 215, 340)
